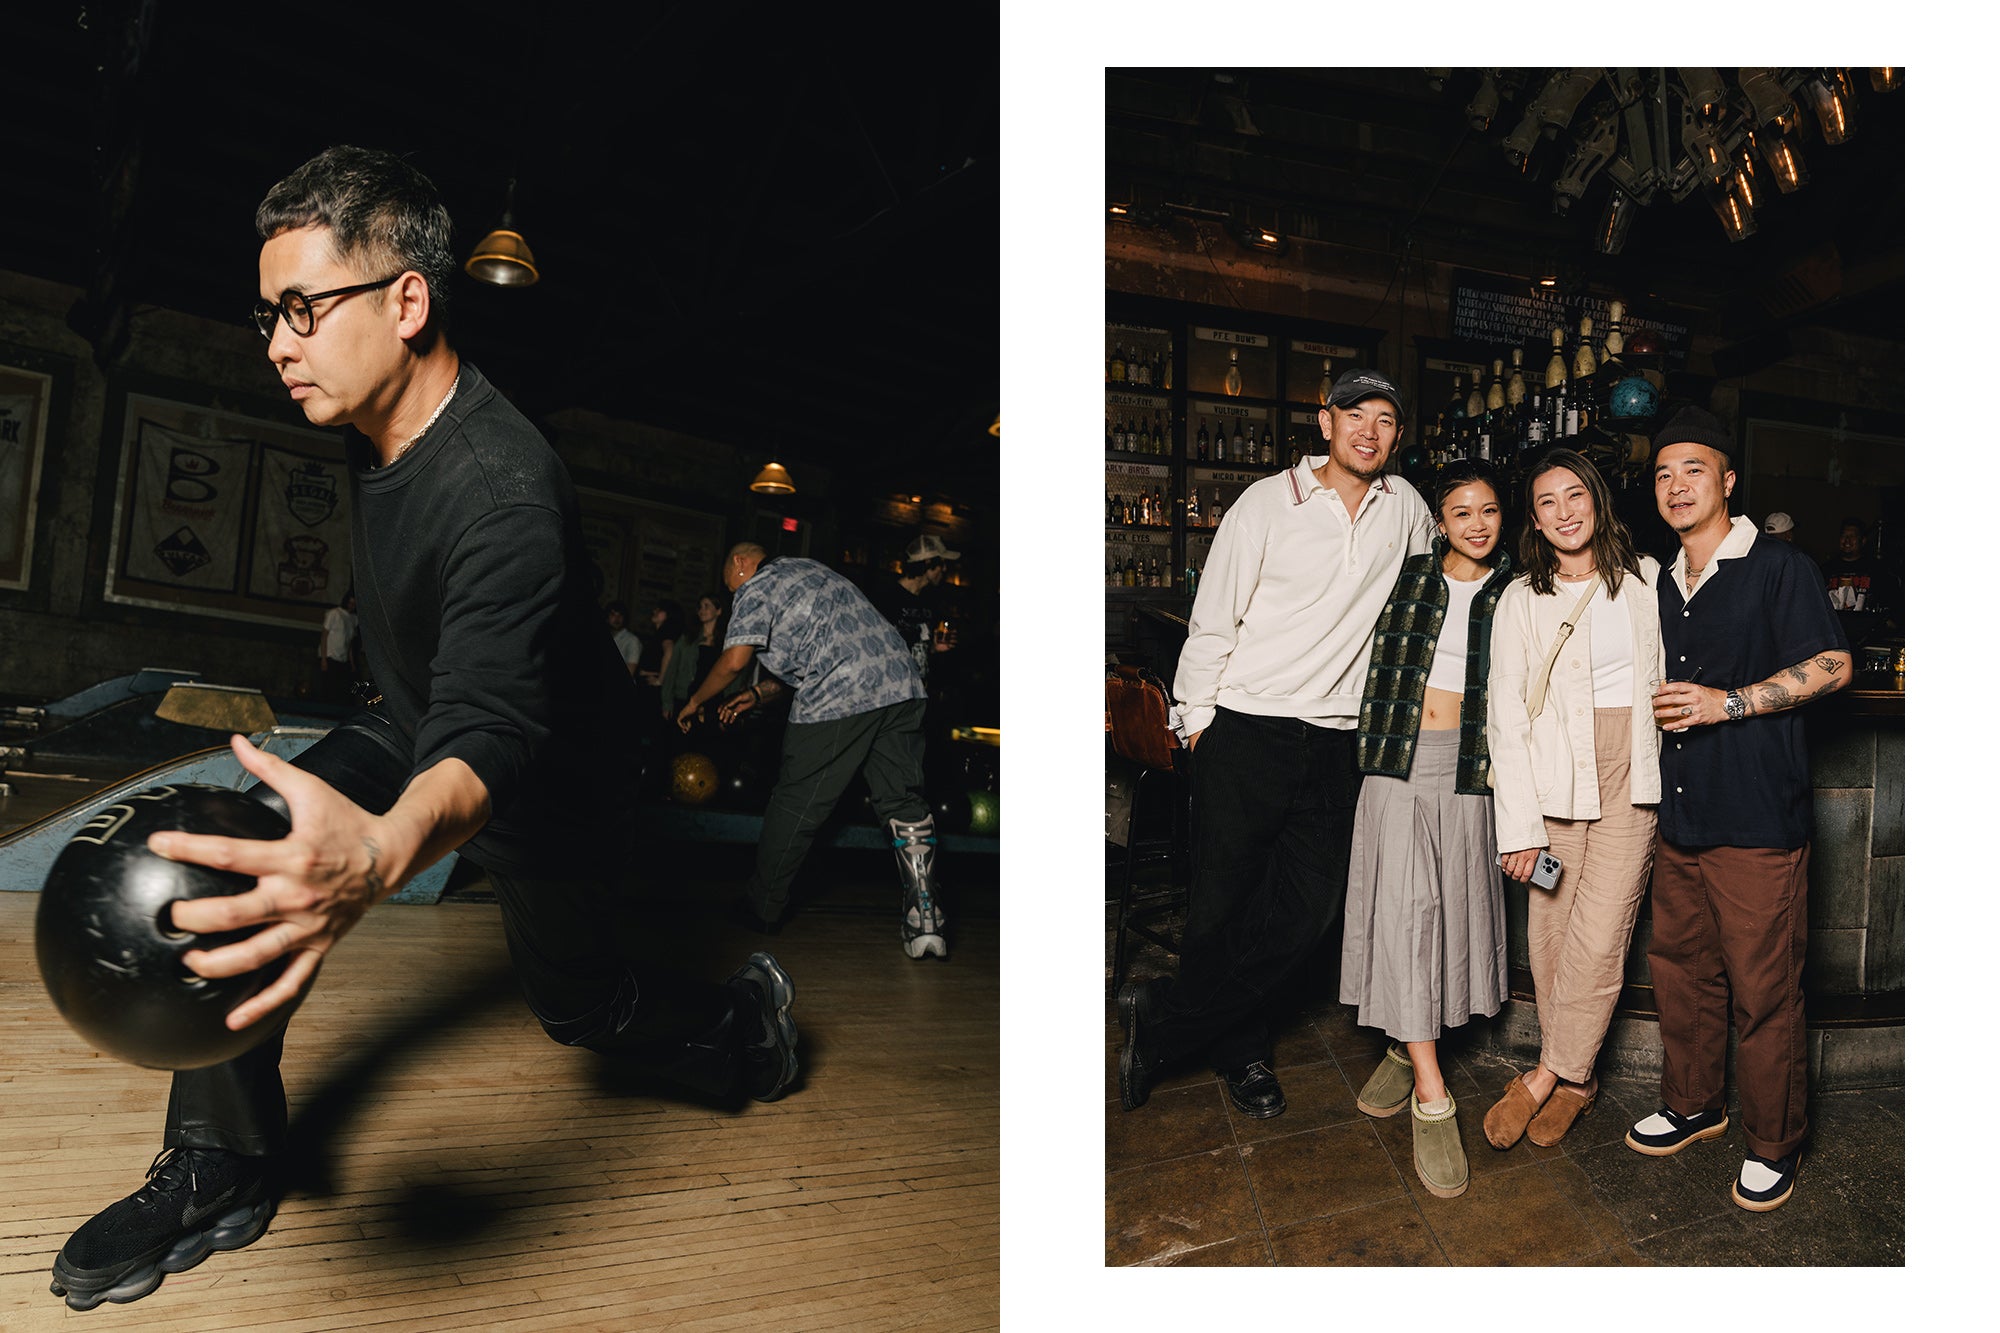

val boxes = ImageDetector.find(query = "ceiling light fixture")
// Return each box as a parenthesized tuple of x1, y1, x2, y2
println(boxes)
(465, 178, 539, 287)
(749, 462, 796, 495)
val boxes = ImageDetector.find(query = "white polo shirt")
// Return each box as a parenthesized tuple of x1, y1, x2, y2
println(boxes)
(1171, 454, 1435, 738)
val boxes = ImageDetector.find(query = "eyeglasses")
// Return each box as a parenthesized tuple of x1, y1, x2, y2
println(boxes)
(250, 275, 401, 340)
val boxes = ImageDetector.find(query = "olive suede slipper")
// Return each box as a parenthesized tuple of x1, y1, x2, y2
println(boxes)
(1355, 1043, 1416, 1118)
(1411, 1093, 1469, 1199)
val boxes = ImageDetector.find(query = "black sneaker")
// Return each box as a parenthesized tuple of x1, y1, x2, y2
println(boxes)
(1732, 1146, 1803, 1212)
(729, 951, 800, 1102)
(50, 1148, 277, 1311)
(1625, 1105, 1730, 1156)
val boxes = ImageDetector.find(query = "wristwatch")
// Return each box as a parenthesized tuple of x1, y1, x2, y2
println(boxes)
(1723, 689, 1746, 722)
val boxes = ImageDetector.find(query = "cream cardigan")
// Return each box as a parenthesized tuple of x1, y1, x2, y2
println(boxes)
(1485, 556, 1666, 854)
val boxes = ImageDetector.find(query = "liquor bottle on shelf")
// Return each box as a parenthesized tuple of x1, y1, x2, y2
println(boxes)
(1149, 554, 1162, 588)
(1231, 417, 1245, 464)
(1107, 488, 1117, 524)
(1184, 556, 1198, 597)
(1224, 347, 1244, 397)
(1186, 488, 1201, 527)
(1195, 416, 1210, 461)
(1124, 494, 1136, 526)
(1259, 422, 1274, 467)
(1524, 389, 1547, 449)
(1110, 344, 1127, 383)
(1210, 485, 1223, 527)
(1153, 486, 1166, 525)
(1162, 348, 1173, 391)
(1318, 356, 1336, 406)
(1545, 326, 1569, 391)
(1132, 348, 1150, 388)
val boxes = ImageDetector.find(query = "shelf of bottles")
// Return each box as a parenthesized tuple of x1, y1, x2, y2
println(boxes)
(1407, 300, 1666, 498)
(1108, 314, 1374, 597)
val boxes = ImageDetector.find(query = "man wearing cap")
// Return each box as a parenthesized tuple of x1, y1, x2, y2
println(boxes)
(1762, 512, 1795, 543)
(1117, 369, 1434, 1120)
(679, 542, 945, 957)
(878, 533, 960, 683)
(1630, 405, 1850, 1212)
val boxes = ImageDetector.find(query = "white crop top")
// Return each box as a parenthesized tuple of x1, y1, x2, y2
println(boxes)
(1426, 573, 1486, 695)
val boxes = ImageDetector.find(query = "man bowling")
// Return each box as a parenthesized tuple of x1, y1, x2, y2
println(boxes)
(46, 145, 801, 1312)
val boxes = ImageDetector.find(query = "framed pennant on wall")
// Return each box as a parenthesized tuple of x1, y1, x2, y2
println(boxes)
(104, 392, 351, 629)
(0, 361, 55, 593)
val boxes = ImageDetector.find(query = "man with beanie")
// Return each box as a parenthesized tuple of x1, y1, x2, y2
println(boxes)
(1629, 405, 1850, 1212)
(1117, 369, 1434, 1120)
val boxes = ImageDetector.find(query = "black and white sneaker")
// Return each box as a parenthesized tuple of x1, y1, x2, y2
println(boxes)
(1625, 1105, 1730, 1156)
(50, 1148, 277, 1311)
(729, 951, 800, 1102)
(1732, 1146, 1803, 1212)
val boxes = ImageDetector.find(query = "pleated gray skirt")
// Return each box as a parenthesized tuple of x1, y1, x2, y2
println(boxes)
(1339, 729, 1507, 1042)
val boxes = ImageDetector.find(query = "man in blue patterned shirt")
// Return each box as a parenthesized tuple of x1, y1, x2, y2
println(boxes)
(677, 543, 944, 957)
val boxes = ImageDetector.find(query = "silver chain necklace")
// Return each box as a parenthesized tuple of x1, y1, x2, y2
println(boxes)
(383, 372, 460, 466)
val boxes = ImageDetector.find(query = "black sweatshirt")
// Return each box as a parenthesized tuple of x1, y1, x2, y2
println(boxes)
(344, 362, 636, 875)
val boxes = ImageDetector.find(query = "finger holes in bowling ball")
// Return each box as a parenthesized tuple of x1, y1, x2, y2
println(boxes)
(156, 901, 194, 943)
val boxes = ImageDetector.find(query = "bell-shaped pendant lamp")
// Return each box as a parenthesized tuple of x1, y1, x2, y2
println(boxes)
(465, 179, 540, 287)
(749, 461, 797, 494)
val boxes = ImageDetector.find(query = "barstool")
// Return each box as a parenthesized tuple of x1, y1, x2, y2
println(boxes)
(1105, 663, 1189, 998)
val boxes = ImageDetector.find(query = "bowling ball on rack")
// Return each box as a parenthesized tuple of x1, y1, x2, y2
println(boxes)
(966, 789, 999, 836)
(1605, 374, 1660, 422)
(670, 752, 720, 806)
(35, 783, 299, 1070)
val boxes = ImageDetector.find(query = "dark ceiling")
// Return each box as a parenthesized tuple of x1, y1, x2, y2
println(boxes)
(1, 2, 1000, 524)
(1106, 68, 1904, 354)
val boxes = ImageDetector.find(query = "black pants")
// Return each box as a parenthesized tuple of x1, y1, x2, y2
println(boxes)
(748, 698, 928, 920)
(163, 716, 740, 1157)
(1147, 708, 1362, 1074)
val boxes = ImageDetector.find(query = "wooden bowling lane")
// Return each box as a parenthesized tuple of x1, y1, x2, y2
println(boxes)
(0, 875, 999, 1330)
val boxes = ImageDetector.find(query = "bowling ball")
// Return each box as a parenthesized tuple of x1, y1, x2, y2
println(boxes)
(671, 752, 720, 805)
(1605, 374, 1659, 422)
(36, 783, 299, 1071)
(966, 789, 999, 836)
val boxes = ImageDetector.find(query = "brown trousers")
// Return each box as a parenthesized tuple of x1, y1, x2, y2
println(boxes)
(1528, 708, 1656, 1083)
(1647, 840, 1811, 1160)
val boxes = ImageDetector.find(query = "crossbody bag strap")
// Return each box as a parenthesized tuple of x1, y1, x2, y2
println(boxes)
(1525, 575, 1600, 720)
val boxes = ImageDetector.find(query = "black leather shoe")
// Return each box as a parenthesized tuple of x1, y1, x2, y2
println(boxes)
(1116, 980, 1155, 1112)
(1224, 1061, 1286, 1119)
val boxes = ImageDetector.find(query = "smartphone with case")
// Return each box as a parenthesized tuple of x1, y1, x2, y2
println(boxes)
(1498, 850, 1564, 890)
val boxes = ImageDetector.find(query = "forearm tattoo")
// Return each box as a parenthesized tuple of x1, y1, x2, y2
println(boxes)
(1744, 655, 1845, 716)
(361, 835, 387, 900)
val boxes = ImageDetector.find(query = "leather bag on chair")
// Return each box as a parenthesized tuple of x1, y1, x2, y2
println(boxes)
(1105, 663, 1180, 773)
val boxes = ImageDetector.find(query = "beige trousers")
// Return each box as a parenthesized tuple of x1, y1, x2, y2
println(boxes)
(1528, 707, 1656, 1083)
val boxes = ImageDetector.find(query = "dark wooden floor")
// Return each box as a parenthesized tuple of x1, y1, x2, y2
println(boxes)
(0, 861, 998, 1330)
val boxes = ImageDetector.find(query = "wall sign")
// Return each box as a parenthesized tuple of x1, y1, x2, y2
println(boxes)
(0, 362, 53, 592)
(1449, 270, 1693, 360)
(104, 392, 350, 628)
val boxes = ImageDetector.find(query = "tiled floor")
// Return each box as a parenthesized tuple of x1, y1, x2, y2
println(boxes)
(1106, 935, 1905, 1266)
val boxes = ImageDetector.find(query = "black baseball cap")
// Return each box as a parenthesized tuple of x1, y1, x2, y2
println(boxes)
(1324, 368, 1404, 419)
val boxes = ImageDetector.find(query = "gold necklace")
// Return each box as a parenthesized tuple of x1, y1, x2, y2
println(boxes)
(1555, 565, 1597, 581)
(384, 373, 460, 466)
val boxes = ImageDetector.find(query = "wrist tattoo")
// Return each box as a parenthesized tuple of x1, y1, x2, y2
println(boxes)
(361, 835, 387, 900)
